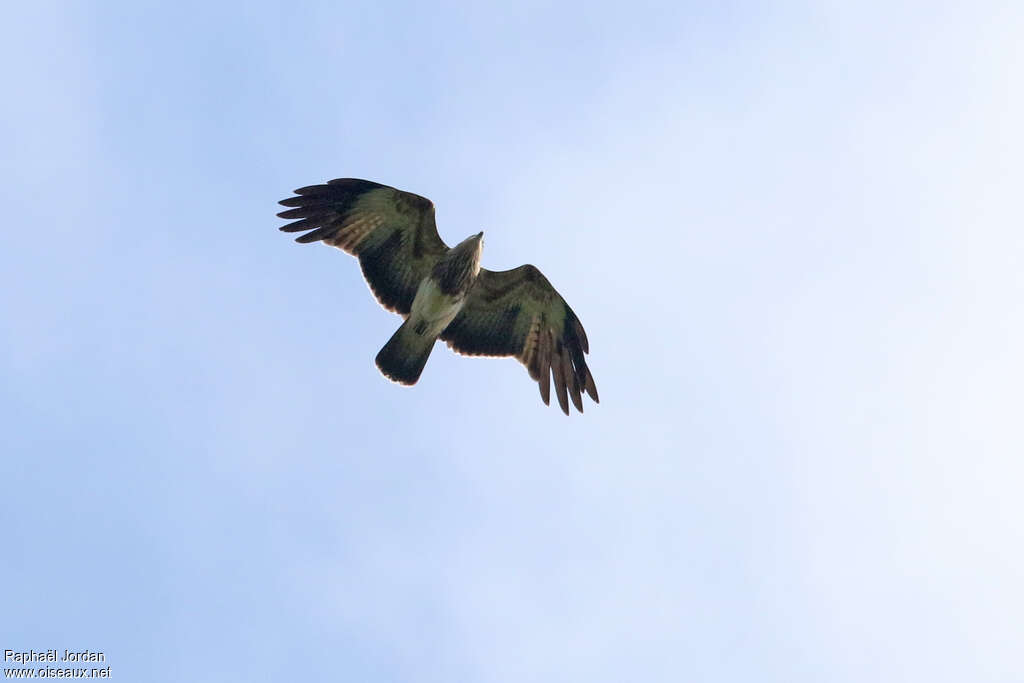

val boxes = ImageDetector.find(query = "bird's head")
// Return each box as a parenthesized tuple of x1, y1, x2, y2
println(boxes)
(455, 231, 484, 275)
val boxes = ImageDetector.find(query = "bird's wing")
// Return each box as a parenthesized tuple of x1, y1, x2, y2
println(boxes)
(278, 178, 449, 315)
(440, 265, 599, 415)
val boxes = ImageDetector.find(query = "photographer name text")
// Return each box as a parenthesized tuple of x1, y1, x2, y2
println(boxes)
(4, 650, 105, 664)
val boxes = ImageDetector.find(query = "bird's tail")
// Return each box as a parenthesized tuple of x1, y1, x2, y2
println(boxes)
(375, 318, 437, 386)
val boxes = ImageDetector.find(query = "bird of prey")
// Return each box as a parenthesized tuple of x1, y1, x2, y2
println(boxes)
(277, 178, 598, 415)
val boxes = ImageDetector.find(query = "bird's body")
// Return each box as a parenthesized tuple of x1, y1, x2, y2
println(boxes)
(375, 232, 483, 385)
(278, 178, 598, 414)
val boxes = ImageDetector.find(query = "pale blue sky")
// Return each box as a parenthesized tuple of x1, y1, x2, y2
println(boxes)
(2, 2, 1022, 681)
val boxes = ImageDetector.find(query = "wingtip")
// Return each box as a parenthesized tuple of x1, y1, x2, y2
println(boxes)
(573, 319, 589, 354)
(568, 380, 584, 413)
(585, 372, 599, 404)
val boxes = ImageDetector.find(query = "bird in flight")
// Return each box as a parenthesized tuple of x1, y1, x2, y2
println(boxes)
(278, 178, 598, 414)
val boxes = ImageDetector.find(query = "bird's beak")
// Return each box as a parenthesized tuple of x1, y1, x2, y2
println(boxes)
(476, 231, 484, 240)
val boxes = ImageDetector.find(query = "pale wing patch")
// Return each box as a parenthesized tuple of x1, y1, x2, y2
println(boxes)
(520, 313, 544, 380)
(325, 214, 385, 252)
